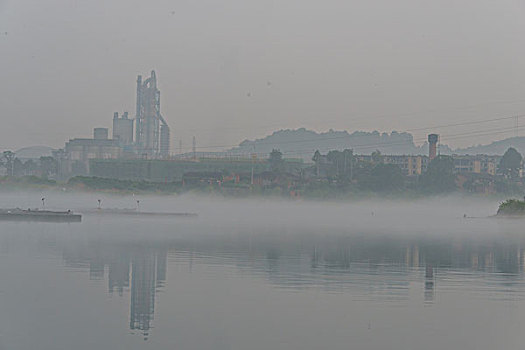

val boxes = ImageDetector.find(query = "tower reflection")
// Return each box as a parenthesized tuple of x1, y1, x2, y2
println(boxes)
(62, 242, 168, 340)
(129, 248, 167, 340)
(108, 252, 130, 296)
(424, 264, 435, 303)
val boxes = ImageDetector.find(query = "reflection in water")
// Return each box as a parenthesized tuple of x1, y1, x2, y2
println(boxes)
(425, 264, 435, 303)
(62, 242, 167, 340)
(129, 251, 155, 339)
(45, 230, 525, 340)
(129, 248, 166, 340)
(156, 249, 167, 288)
(108, 252, 130, 296)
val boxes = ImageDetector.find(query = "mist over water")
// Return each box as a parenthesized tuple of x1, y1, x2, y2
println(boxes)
(1, 193, 525, 349)
(3, 0, 525, 348)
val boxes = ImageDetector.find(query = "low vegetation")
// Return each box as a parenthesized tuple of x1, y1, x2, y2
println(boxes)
(497, 199, 525, 216)
(0, 175, 56, 188)
(68, 176, 181, 193)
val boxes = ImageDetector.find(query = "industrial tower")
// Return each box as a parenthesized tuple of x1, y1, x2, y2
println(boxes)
(135, 70, 170, 157)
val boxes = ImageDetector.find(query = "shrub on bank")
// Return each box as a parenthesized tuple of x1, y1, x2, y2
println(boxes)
(497, 199, 525, 216)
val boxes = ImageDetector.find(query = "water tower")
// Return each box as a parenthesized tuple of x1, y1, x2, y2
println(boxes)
(428, 134, 439, 160)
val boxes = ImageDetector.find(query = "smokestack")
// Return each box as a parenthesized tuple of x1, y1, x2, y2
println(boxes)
(428, 134, 439, 160)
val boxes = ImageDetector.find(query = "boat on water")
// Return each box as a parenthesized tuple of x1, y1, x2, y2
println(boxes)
(0, 209, 82, 222)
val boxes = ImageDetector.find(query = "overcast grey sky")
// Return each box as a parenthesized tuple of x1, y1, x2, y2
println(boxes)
(1, 0, 525, 152)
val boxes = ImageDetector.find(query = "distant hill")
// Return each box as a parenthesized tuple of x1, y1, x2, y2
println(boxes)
(227, 128, 433, 160)
(454, 137, 525, 156)
(227, 128, 525, 160)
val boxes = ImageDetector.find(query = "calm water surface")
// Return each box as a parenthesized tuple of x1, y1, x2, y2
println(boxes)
(0, 193, 524, 350)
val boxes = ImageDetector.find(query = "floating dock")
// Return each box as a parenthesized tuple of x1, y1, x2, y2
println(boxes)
(0, 209, 82, 222)
(80, 208, 198, 217)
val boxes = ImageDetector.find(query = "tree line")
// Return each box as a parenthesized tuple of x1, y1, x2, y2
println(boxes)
(0, 151, 58, 178)
(269, 147, 525, 195)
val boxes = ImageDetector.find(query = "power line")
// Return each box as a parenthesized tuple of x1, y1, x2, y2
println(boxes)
(226, 125, 525, 158)
(174, 114, 525, 152)
(174, 98, 525, 134)
(405, 115, 524, 132)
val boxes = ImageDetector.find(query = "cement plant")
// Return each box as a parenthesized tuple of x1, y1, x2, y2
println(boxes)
(1, 70, 525, 198)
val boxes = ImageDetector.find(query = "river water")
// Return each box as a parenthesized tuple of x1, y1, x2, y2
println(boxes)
(0, 193, 524, 350)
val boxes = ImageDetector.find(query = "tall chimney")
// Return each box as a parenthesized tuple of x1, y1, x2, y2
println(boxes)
(428, 134, 439, 160)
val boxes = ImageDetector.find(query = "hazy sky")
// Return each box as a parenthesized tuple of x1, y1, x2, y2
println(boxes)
(1, 0, 525, 152)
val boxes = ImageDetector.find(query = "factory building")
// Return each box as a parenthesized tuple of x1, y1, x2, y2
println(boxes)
(58, 128, 122, 176)
(355, 155, 429, 176)
(424, 134, 497, 176)
(135, 71, 170, 157)
(56, 70, 173, 178)
(113, 112, 133, 145)
(93, 128, 109, 140)
(383, 155, 429, 176)
(452, 155, 499, 176)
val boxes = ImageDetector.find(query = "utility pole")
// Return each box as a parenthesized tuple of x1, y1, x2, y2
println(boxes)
(179, 139, 182, 156)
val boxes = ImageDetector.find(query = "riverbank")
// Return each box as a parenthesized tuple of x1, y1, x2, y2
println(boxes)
(0, 175, 519, 202)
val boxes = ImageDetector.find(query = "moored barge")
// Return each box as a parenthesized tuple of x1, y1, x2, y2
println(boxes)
(0, 209, 82, 222)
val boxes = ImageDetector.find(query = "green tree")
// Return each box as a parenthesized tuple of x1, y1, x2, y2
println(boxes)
(2, 151, 15, 176)
(498, 147, 522, 178)
(312, 150, 321, 176)
(360, 163, 404, 192)
(419, 155, 456, 194)
(326, 149, 354, 182)
(39, 156, 58, 178)
(23, 159, 38, 176)
(269, 149, 284, 173)
(353, 157, 374, 183)
(371, 150, 383, 164)
(312, 150, 321, 163)
(12, 158, 23, 177)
